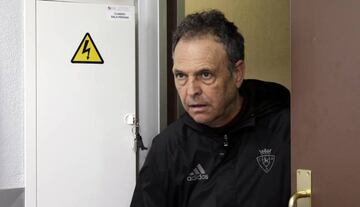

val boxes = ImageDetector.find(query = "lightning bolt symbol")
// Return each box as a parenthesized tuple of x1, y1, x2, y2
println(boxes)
(82, 40, 91, 60)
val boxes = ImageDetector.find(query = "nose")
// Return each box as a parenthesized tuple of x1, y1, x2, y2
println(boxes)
(186, 78, 202, 97)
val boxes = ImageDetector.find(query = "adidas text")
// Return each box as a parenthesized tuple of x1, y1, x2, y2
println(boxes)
(187, 174, 208, 181)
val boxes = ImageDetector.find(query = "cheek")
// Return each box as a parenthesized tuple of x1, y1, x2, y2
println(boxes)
(176, 86, 187, 102)
(203, 87, 223, 104)
(205, 85, 234, 107)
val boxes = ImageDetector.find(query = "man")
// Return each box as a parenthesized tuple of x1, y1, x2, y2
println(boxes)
(131, 10, 290, 207)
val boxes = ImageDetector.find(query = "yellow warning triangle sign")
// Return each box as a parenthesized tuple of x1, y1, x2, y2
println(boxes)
(71, 33, 104, 64)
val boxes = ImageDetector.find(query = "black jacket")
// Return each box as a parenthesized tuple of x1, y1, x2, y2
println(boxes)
(131, 79, 290, 207)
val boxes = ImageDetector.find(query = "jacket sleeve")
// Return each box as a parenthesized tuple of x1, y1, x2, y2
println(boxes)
(130, 136, 169, 207)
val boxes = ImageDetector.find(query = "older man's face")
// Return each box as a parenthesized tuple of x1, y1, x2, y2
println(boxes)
(172, 35, 245, 128)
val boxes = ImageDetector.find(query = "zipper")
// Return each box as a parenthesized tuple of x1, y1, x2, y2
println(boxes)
(223, 134, 229, 147)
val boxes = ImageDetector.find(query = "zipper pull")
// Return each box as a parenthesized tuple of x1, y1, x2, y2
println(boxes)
(223, 134, 229, 147)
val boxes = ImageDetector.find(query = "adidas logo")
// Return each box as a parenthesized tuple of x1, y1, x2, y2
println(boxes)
(186, 164, 209, 181)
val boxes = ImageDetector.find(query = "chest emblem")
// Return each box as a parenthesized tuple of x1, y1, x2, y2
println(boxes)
(186, 164, 209, 181)
(256, 149, 276, 173)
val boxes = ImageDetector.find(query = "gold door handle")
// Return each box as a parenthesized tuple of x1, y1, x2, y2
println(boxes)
(289, 169, 312, 207)
(288, 189, 311, 207)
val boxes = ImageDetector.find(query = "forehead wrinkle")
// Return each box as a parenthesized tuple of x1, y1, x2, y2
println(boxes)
(173, 41, 222, 73)
(174, 58, 216, 74)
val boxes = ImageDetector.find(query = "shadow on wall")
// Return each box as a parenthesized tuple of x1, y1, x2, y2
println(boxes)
(0, 188, 24, 207)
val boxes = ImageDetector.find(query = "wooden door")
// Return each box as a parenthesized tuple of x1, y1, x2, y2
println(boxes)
(291, 0, 360, 206)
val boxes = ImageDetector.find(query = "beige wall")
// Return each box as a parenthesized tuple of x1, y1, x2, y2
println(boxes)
(185, 0, 290, 89)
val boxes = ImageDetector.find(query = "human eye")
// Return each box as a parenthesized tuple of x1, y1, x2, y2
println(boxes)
(201, 71, 212, 79)
(200, 70, 214, 80)
(175, 72, 187, 80)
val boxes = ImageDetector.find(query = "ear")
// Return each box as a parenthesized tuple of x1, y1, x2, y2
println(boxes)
(233, 60, 245, 88)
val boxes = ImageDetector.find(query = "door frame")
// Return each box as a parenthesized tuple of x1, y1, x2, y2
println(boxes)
(24, 0, 37, 206)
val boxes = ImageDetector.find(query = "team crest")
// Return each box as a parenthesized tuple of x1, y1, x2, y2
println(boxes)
(256, 149, 275, 173)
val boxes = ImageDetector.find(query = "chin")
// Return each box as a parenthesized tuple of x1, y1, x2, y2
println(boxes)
(190, 114, 212, 125)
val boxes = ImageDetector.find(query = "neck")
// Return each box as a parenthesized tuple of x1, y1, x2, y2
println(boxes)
(210, 94, 244, 128)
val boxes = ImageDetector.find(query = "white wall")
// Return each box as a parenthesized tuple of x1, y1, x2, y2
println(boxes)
(0, 0, 24, 189)
(0, 0, 25, 206)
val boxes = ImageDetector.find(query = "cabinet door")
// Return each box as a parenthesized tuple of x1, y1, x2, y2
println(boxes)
(36, 1, 136, 206)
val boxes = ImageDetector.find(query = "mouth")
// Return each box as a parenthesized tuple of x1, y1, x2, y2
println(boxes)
(188, 104, 208, 112)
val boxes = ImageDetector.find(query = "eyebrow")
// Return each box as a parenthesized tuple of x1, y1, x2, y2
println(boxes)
(172, 69, 183, 73)
(172, 68, 215, 78)
(194, 68, 213, 75)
